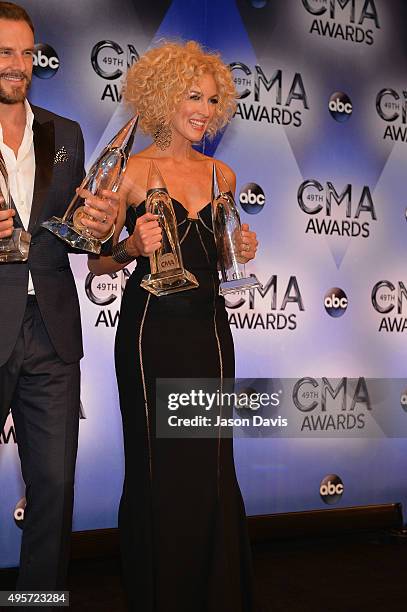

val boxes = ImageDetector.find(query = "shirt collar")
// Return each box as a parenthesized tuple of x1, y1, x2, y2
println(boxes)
(24, 99, 34, 130)
(0, 99, 34, 142)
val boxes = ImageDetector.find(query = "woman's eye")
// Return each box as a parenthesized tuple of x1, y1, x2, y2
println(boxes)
(210, 98, 219, 105)
(190, 94, 201, 100)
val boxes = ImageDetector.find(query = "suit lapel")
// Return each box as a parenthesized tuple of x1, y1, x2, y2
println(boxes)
(11, 194, 24, 228)
(28, 116, 55, 234)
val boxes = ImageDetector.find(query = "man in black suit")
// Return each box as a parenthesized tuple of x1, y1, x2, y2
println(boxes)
(0, 2, 118, 589)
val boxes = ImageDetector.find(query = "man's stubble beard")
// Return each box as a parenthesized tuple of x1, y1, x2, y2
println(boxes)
(0, 73, 31, 105)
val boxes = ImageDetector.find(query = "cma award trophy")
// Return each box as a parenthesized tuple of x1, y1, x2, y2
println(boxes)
(211, 164, 261, 295)
(0, 155, 31, 262)
(42, 115, 138, 254)
(140, 161, 198, 296)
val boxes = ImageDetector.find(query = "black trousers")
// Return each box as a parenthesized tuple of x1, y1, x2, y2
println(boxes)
(0, 296, 80, 589)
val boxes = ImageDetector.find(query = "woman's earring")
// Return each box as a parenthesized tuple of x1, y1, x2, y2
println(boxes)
(153, 122, 172, 150)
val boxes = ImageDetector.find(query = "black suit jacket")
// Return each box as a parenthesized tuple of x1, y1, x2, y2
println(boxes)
(0, 104, 85, 366)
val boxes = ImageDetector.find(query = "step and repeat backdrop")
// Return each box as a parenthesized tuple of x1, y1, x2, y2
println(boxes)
(1, 0, 407, 567)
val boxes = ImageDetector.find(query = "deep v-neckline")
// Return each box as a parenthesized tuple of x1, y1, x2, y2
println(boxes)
(132, 198, 211, 220)
(172, 199, 211, 220)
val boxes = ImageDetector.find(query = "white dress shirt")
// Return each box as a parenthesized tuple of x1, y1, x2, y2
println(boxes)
(0, 100, 35, 294)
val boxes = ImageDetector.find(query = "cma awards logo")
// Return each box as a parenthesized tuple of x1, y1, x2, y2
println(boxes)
(33, 44, 59, 79)
(301, 0, 380, 46)
(371, 281, 407, 333)
(376, 89, 407, 143)
(85, 270, 131, 327)
(400, 389, 407, 413)
(239, 183, 265, 214)
(91, 40, 139, 102)
(329, 92, 352, 122)
(320, 474, 344, 504)
(298, 180, 377, 238)
(230, 63, 309, 128)
(324, 288, 348, 317)
(226, 275, 305, 331)
(293, 377, 371, 432)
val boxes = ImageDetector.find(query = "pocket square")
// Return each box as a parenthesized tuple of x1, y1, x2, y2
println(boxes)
(54, 146, 69, 165)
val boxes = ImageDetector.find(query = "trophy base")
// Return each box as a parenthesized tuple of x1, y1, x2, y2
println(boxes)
(0, 229, 31, 262)
(41, 217, 102, 254)
(219, 274, 262, 296)
(141, 268, 199, 297)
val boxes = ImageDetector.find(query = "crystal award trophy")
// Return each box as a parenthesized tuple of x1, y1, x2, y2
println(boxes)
(42, 115, 138, 254)
(211, 164, 261, 295)
(0, 155, 30, 262)
(140, 161, 199, 296)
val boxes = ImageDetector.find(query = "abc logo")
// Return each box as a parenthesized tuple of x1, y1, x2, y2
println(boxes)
(320, 474, 344, 505)
(328, 91, 353, 123)
(33, 44, 60, 79)
(400, 390, 407, 412)
(324, 287, 348, 318)
(239, 183, 265, 215)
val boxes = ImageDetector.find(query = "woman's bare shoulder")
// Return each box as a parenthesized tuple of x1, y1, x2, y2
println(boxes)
(120, 150, 154, 206)
(193, 152, 235, 180)
(215, 158, 235, 179)
(211, 157, 236, 191)
(126, 148, 155, 171)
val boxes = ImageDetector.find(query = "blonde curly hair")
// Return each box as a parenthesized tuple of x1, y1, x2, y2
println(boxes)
(124, 40, 237, 139)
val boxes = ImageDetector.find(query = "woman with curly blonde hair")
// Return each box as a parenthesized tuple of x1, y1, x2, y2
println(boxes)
(89, 40, 258, 611)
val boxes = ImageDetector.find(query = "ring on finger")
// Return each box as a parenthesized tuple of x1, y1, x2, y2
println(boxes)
(102, 214, 108, 224)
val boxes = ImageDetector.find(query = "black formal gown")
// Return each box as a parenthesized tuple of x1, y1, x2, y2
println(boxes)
(115, 199, 255, 612)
